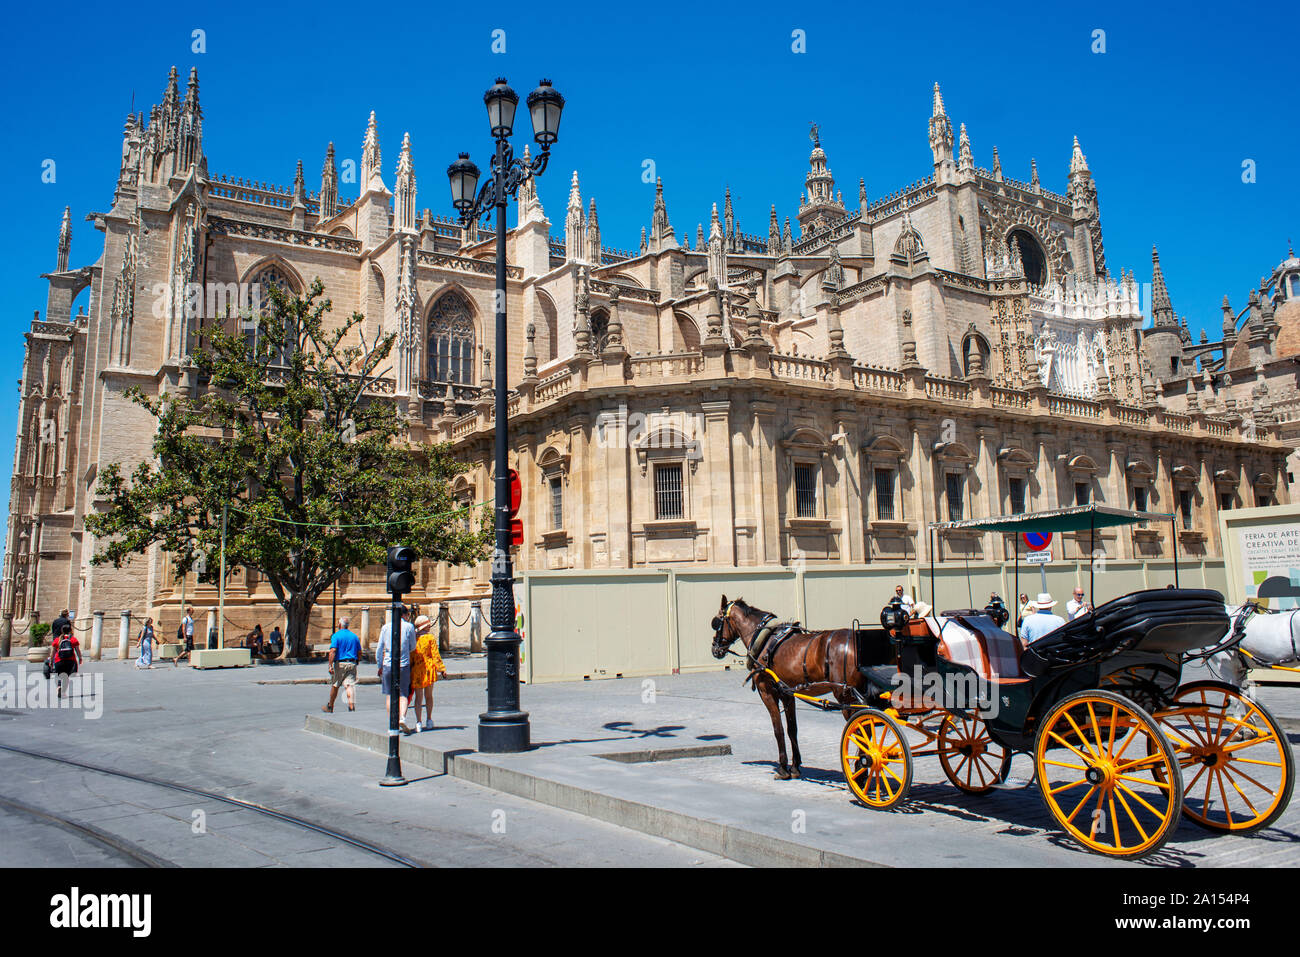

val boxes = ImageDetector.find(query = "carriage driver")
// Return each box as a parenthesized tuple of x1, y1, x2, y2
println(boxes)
(893, 584, 916, 617)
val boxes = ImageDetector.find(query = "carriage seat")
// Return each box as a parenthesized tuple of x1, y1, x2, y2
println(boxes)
(924, 615, 1026, 682)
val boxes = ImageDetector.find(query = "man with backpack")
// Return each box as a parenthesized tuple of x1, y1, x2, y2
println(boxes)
(173, 606, 195, 665)
(47, 624, 81, 698)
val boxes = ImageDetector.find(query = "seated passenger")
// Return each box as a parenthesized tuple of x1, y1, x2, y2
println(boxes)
(1019, 592, 1066, 644)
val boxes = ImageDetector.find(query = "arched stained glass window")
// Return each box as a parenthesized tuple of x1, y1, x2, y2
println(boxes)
(428, 292, 476, 385)
(245, 264, 297, 365)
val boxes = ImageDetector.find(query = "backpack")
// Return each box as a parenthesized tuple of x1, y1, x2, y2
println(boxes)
(177, 623, 185, 642)
(56, 634, 75, 662)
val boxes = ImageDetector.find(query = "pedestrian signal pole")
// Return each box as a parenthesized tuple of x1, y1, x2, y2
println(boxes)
(380, 546, 415, 787)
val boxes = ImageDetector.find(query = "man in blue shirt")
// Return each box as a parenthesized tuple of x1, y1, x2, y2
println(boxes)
(375, 606, 417, 732)
(323, 616, 362, 713)
(1020, 592, 1066, 644)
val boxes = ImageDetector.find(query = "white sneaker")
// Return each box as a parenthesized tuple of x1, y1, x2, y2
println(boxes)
(421, 719, 434, 731)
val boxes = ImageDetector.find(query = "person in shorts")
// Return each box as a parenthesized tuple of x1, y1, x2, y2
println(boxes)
(323, 616, 361, 713)
(375, 606, 415, 732)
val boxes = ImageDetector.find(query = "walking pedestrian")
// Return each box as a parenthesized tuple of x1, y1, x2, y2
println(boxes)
(407, 614, 446, 731)
(135, 617, 156, 669)
(375, 606, 416, 733)
(323, 617, 361, 713)
(48, 623, 82, 698)
(174, 606, 195, 665)
(51, 608, 72, 640)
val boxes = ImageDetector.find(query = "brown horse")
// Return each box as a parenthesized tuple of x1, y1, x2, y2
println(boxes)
(711, 594, 866, 779)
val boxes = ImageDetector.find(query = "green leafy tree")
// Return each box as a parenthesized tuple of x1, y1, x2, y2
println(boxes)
(86, 279, 491, 658)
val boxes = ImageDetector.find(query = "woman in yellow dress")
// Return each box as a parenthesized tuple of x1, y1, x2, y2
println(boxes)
(408, 614, 446, 732)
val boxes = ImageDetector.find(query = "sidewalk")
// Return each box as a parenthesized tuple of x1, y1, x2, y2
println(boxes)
(306, 666, 1300, 868)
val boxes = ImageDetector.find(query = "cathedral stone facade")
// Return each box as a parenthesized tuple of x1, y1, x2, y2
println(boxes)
(2, 70, 1293, 644)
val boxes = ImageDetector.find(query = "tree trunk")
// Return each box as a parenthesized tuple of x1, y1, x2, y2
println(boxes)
(283, 592, 313, 659)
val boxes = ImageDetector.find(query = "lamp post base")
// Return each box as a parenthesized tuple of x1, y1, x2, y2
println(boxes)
(478, 713, 531, 753)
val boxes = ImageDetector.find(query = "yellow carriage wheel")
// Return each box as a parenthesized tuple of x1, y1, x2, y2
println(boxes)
(1034, 690, 1183, 858)
(841, 709, 912, 809)
(1154, 681, 1294, 834)
(938, 714, 1012, 795)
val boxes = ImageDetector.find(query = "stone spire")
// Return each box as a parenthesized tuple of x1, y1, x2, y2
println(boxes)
(650, 177, 674, 249)
(707, 203, 726, 287)
(768, 205, 780, 255)
(565, 171, 586, 262)
(605, 286, 625, 353)
(783, 217, 792, 253)
(1029, 158, 1041, 192)
(696, 223, 705, 252)
(724, 187, 735, 250)
(639, 226, 647, 255)
(360, 111, 382, 191)
(517, 145, 543, 223)
(319, 142, 338, 220)
(928, 82, 954, 166)
(177, 67, 203, 171)
(991, 145, 1003, 182)
(1221, 294, 1236, 340)
(1150, 246, 1175, 326)
(1069, 136, 1089, 176)
(56, 206, 71, 272)
(900, 309, 921, 370)
(573, 267, 593, 355)
(586, 198, 600, 263)
(704, 279, 724, 341)
(858, 178, 868, 211)
(292, 159, 306, 203)
(394, 133, 417, 233)
(957, 123, 973, 173)
(523, 322, 538, 380)
(1067, 136, 1096, 218)
(442, 383, 457, 418)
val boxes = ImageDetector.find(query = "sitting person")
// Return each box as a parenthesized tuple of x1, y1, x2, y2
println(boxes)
(1019, 592, 1066, 644)
(266, 625, 283, 656)
(246, 624, 265, 656)
(984, 592, 1010, 629)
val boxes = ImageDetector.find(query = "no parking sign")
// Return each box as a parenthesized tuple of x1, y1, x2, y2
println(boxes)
(1022, 531, 1052, 552)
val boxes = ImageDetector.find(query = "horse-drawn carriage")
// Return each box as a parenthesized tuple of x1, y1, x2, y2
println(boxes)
(712, 505, 1294, 859)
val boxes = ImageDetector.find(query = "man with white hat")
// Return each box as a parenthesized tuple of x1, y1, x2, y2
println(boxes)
(1019, 592, 1066, 644)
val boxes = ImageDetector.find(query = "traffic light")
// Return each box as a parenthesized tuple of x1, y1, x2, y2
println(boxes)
(386, 546, 416, 594)
(508, 468, 523, 547)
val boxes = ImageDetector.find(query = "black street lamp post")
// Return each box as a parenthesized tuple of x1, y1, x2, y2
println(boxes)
(448, 78, 563, 754)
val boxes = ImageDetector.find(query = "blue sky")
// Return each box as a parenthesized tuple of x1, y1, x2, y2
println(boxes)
(0, 0, 1295, 542)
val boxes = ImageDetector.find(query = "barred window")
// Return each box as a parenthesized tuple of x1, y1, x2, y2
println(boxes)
(794, 463, 817, 518)
(1178, 488, 1193, 528)
(654, 463, 684, 520)
(1074, 481, 1091, 507)
(1133, 485, 1148, 513)
(874, 468, 896, 521)
(1008, 476, 1026, 515)
(945, 472, 964, 521)
(549, 477, 563, 530)
(428, 292, 476, 385)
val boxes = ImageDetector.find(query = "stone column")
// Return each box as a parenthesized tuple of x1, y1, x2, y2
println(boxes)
(117, 610, 131, 660)
(835, 409, 863, 565)
(360, 607, 371, 653)
(90, 611, 104, 661)
(701, 401, 735, 566)
(0, 614, 10, 658)
(1108, 445, 1129, 560)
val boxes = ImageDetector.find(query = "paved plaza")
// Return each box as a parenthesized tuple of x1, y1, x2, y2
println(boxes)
(1, 654, 1297, 867)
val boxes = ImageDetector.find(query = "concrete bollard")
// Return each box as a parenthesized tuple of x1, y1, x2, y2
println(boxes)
(117, 610, 131, 660)
(90, 611, 104, 661)
(437, 603, 450, 655)
(360, 607, 371, 653)
(0, 614, 11, 658)
(470, 600, 484, 653)
(206, 608, 217, 650)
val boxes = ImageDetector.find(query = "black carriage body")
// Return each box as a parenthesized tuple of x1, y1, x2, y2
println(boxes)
(861, 587, 1230, 752)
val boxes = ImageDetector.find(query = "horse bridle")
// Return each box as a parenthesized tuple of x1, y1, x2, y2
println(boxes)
(712, 601, 775, 662)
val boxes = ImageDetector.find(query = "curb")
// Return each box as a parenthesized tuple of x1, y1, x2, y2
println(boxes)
(304, 714, 888, 869)
(261, 672, 487, 686)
